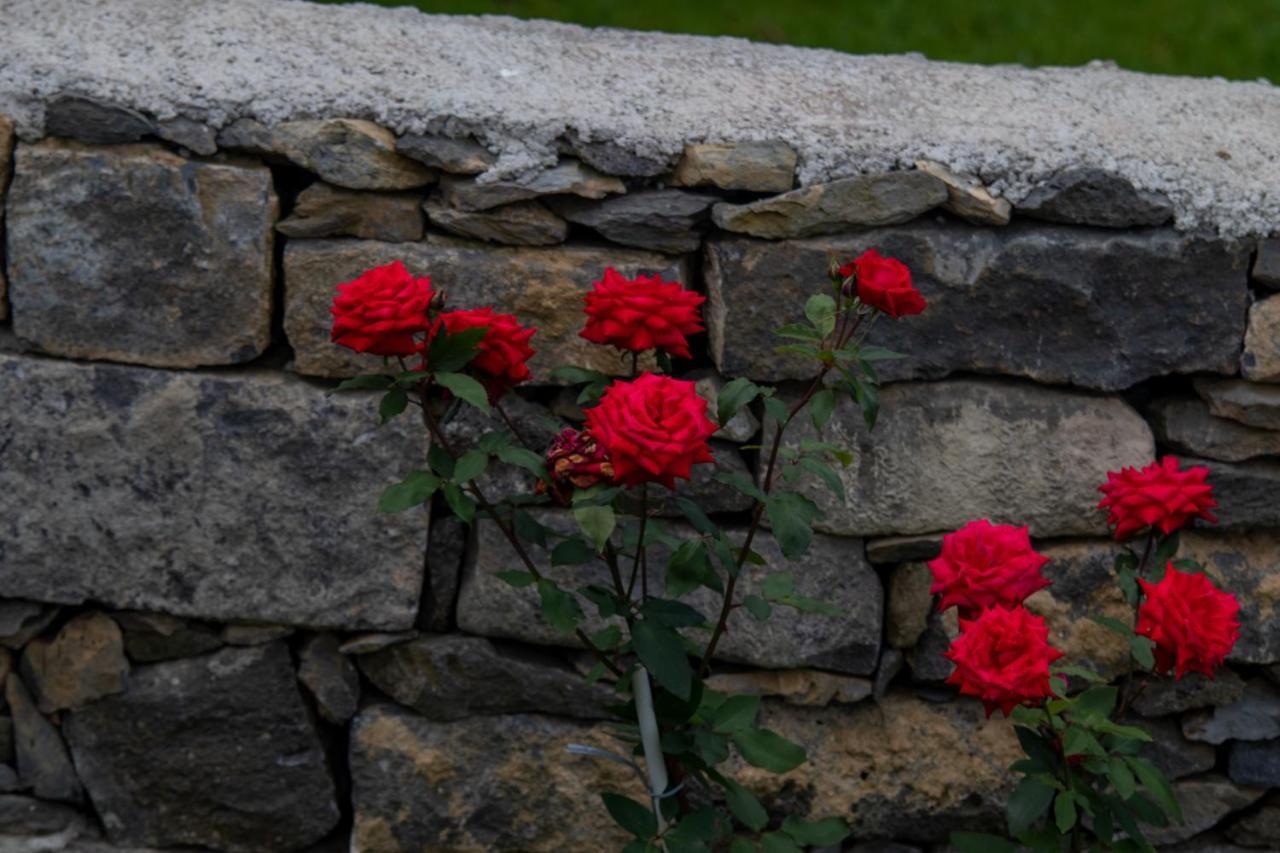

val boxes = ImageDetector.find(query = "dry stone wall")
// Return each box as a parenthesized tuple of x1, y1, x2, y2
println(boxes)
(1, 4, 1279, 852)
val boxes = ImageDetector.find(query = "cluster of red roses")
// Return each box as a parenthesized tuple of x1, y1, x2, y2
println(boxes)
(933, 458, 1241, 717)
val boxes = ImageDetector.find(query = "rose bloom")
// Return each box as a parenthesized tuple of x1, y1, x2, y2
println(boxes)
(430, 308, 536, 401)
(850, 249, 926, 318)
(945, 605, 1064, 717)
(584, 373, 717, 489)
(928, 519, 1052, 619)
(1137, 565, 1240, 679)
(1097, 456, 1218, 541)
(331, 261, 435, 355)
(580, 268, 705, 359)
(536, 428, 615, 506)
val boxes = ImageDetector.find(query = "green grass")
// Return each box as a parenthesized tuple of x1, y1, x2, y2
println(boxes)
(318, 0, 1280, 82)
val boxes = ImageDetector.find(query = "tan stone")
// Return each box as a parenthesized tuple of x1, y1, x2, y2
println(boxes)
(1195, 376, 1280, 430)
(705, 670, 872, 706)
(0, 114, 12, 321)
(438, 161, 624, 212)
(915, 160, 1011, 225)
(887, 562, 934, 649)
(424, 197, 567, 246)
(671, 141, 797, 192)
(277, 182, 425, 242)
(1243, 294, 1280, 382)
(274, 119, 436, 190)
(19, 613, 128, 713)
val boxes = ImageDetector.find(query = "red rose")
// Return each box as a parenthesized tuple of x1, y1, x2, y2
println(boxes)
(583, 373, 717, 489)
(580, 268, 705, 359)
(1097, 456, 1218, 541)
(331, 261, 435, 356)
(1137, 565, 1240, 679)
(928, 519, 1052, 619)
(430, 308, 536, 401)
(853, 250, 926, 318)
(536, 428, 616, 505)
(945, 605, 1064, 717)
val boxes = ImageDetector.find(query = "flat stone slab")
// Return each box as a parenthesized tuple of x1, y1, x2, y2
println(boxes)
(276, 182, 425, 242)
(1150, 397, 1280, 462)
(671, 141, 797, 192)
(283, 237, 687, 379)
(6, 140, 276, 368)
(706, 225, 1249, 389)
(1196, 377, 1280, 430)
(1015, 167, 1174, 227)
(1243, 294, 1280, 382)
(0, 353, 425, 630)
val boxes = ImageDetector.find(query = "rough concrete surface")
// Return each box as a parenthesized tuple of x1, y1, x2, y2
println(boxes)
(2, 0, 1279, 236)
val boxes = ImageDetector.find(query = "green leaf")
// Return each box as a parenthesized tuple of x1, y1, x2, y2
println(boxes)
(1054, 790, 1078, 833)
(1007, 776, 1056, 836)
(601, 792, 657, 840)
(1093, 719, 1152, 742)
(551, 538, 595, 566)
(743, 595, 772, 621)
(719, 777, 767, 832)
(808, 388, 836, 430)
(774, 323, 824, 341)
(495, 570, 536, 588)
(1054, 663, 1106, 683)
(441, 482, 475, 523)
(674, 498, 716, 535)
(858, 345, 908, 361)
(435, 372, 491, 414)
(1109, 757, 1137, 799)
(760, 833, 802, 853)
(666, 540, 721, 598)
(451, 449, 489, 483)
(1091, 614, 1132, 636)
(512, 511, 548, 547)
(377, 470, 440, 513)
(1074, 686, 1119, 721)
(378, 387, 409, 424)
(729, 840, 755, 853)
(765, 491, 821, 559)
(849, 377, 880, 430)
(536, 579, 583, 633)
(579, 585, 619, 618)
(1152, 530, 1180, 569)
(796, 456, 845, 501)
(714, 471, 768, 503)
(334, 374, 394, 391)
(717, 377, 764, 426)
(778, 816, 848, 846)
(425, 326, 486, 373)
(710, 695, 761, 734)
(496, 445, 546, 478)
(1015, 724, 1060, 771)
(776, 595, 843, 616)
(694, 729, 730, 766)
(591, 624, 623, 650)
(761, 396, 791, 425)
(427, 444, 456, 478)
(574, 503, 616, 552)
(641, 598, 707, 628)
(951, 832, 1020, 853)
(1127, 756, 1182, 822)
(732, 728, 806, 773)
(1130, 634, 1156, 670)
(477, 431, 512, 453)
(632, 620, 692, 700)
(761, 573, 795, 600)
(1063, 727, 1107, 758)
(803, 294, 837, 337)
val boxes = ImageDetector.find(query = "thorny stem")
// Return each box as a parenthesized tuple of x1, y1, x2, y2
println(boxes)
(626, 485, 649, 601)
(1118, 531, 1158, 716)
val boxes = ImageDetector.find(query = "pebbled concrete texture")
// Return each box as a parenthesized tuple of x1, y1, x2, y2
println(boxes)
(2, 0, 1279, 237)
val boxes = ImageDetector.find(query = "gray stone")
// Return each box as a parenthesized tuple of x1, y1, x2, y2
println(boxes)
(421, 512, 467, 632)
(5, 674, 80, 803)
(1184, 681, 1280, 744)
(19, 613, 128, 713)
(1226, 793, 1280, 848)
(44, 96, 154, 144)
(1196, 458, 1280, 530)
(1196, 378, 1280, 430)
(1228, 739, 1280, 787)
(562, 131, 674, 178)
(0, 795, 91, 842)
(704, 670, 872, 707)
(111, 611, 223, 663)
(338, 631, 418, 656)
(396, 133, 495, 174)
(154, 116, 218, 155)
(277, 182, 425, 242)
(0, 763, 18, 793)
(886, 562, 933, 650)
(689, 369, 761, 443)
(705, 225, 1249, 388)
(0, 716, 13, 764)
(1181, 531, 1280, 665)
(655, 440, 755, 517)
(865, 534, 943, 565)
(6, 140, 276, 368)
(438, 161, 625, 212)
(424, 197, 567, 246)
(221, 624, 295, 645)
(711, 172, 947, 239)
(1151, 397, 1280, 462)
(1145, 776, 1265, 846)
(64, 643, 339, 852)
(769, 379, 1154, 537)
(913, 160, 1011, 225)
(0, 602, 59, 650)
(282, 237, 686, 379)
(1242, 294, 1280, 382)
(1255, 240, 1280, 290)
(671, 141, 797, 192)
(1126, 714, 1217, 780)
(349, 704, 633, 852)
(548, 189, 716, 254)
(1132, 667, 1247, 716)
(0, 354, 426, 630)
(357, 633, 612, 721)
(907, 608, 956, 683)
(297, 632, 360, 724)
(873, 648, 905, 701)
(0, 115, 12, 322)
(1016, 167, 1174, 227)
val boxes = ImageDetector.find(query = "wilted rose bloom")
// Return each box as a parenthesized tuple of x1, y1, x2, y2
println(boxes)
(330, 261, 435, 355)
(429, 308, 536, 401)
(580, 268, 705, 358)
(536, 428, 616, 506)
(1097, 456, 1218, 541)
(584, 373, 717, 489)
(945, 605, 1064, 717)
(851, 249, 926, 318)
(928, 519, 1052, 619)
(1138, 565, 1240, 679)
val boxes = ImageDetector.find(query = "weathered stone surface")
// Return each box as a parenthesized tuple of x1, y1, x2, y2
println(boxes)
(283, 237, 685, 379)
(1255, 239, 1280, 290)
(1181, 531, 1280, 664)
(154, 116, 218, 155)
(298, 632, 360, 725)
(44, 96, 154, 144)
(111, 611, 223, 663)
(424, 197, 567, 246)
(221, 118, 435, 190)
(690, 369, 760, 443)
(0, 354, 425, 630)
(907, 608, 957, 683)
(0, 716, 11, 765)
(350, 704, 632, 852)
(1132, 667, 1247, 716)
(221, 623, 294, 645)
(706, 225, 1249, 388)
(438, 161, 625, 211)
(358, 634, 612, 721)
(0, 795, 91, 845)
(711, 172, 946, 239)
(771, 380, 1153, 537)
(656, 440, 755, 517)
(1196, 377, 1280, 430)
(874, 648, 905, 701)
(338, 631, 418, 655)
(397, 133, 495, 174)
(1228, 739, 1280, 787)
(1131, 714, 1217, 780)
(6, 141, 277, 368)
(1242, 294, 1280, 382)
(562, 131, 674, 178)
(886, 562, 933, 650)
(1226, 792, 1280, 847)
(278, 182, 425, 242)
(1145, 776, 1265, 846)
(64, 643, 339, 852)
(1016, 167, 1174, 227)
(0, 114, 12, 322)
(1195, 458, 1280, 531)
(549, 189, 716, 254)
(705, 669, 872, 707)
(914, 160, 1011, 225)
(865, 534, 943, 565)
(19, 613, 128, 713)
(671, 141, 797, 192)
(0, 602, 59, 650)
(1151, 397, 1280, 462)
(5, 675, 80, 803)
(1184, 681, 1280, 744)
(422, 512, 467, 632)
